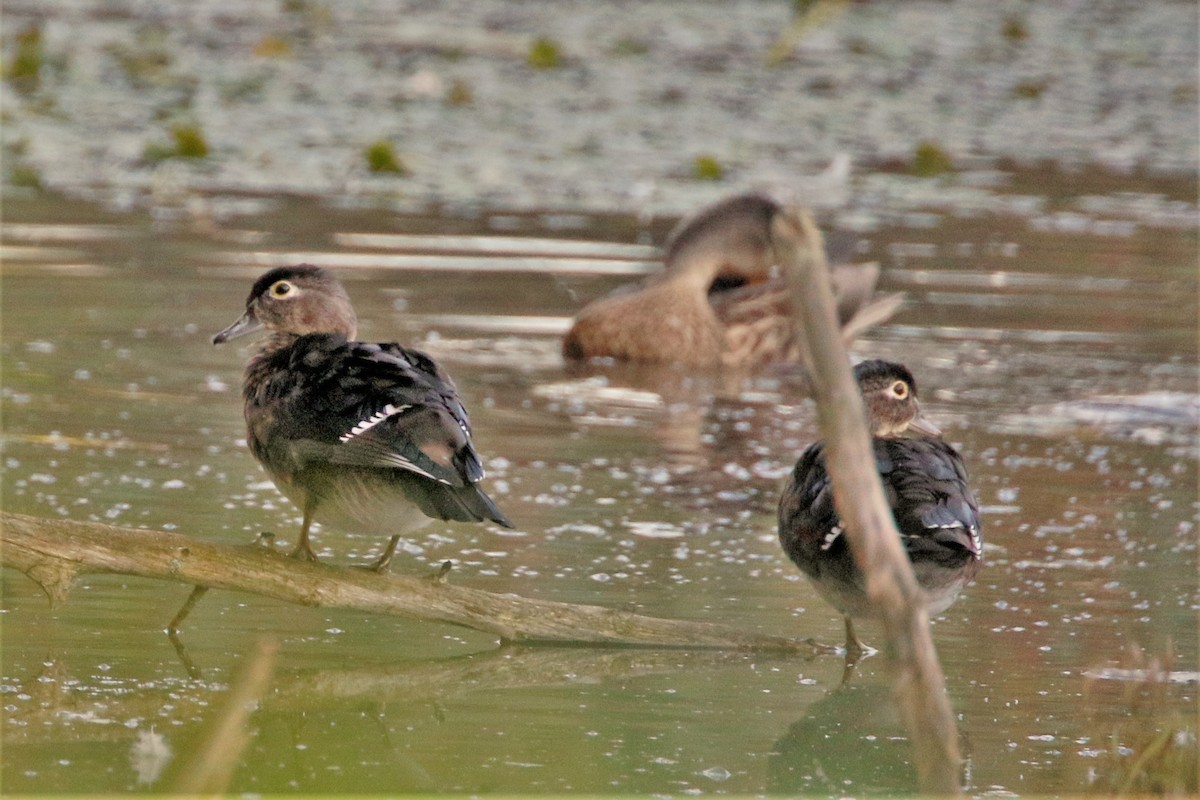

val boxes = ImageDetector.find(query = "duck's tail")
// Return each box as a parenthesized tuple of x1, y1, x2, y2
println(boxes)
(829, 262, 904, 344)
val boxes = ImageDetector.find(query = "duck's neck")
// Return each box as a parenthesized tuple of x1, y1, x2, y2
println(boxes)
(663, 249, 729, 292)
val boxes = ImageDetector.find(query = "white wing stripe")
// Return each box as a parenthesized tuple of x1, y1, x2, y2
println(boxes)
(339, 403, 411, 442)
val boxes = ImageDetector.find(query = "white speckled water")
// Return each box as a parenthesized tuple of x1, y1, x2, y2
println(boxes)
(1, 176, 1195, 794)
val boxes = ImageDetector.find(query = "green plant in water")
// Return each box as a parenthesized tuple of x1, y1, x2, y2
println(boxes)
(365, 141, 408, 174)
(253, 35, 293, 59)
(528, 37, 563, 69)
(1012, 79, 1048, 100)
(912, 142, 952, 177)
(693, 155, 725, 181)
(107, 25, 173, 89)
(1085, 645, 1198, 795)
(9, 163, 43, 190)
(172, 124, 209, 158)
(444, 78, 473, 107)
(7, 24, 43, 92)
(611, 37, 649, 57)
(1001, 16, 1029, 43)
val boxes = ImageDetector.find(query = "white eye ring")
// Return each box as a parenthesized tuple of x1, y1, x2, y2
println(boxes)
(890, 380, 909, 399)
(270, 280, 293, 298)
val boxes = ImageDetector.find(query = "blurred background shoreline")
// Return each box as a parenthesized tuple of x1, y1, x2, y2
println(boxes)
(2, 0, 1196, 219)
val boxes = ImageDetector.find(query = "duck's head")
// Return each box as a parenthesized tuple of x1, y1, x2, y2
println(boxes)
(213, 264, 358, 344)
(662, 192, 780, 293)
(853, 359, 942, 437)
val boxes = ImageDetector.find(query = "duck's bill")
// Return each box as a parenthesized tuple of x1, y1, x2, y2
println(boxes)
(212, 310, 262, 344)
(908, 414, 942, 436)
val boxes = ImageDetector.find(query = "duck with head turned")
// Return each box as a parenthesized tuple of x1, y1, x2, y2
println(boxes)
(562, 192, 903, 368)
(777, 359, 982, 661)
(213, 264, 512, 567)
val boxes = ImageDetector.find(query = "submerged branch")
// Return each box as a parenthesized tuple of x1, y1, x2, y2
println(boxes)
(772, 207, 963, 794)
(0, 511, 824, 654)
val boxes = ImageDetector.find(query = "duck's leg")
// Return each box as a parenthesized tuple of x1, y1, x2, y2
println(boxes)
(289, 506, 320, 562)
(365, 535, 402, 574)
(840, 616, 865, 684)
(843, 616, 865, 662)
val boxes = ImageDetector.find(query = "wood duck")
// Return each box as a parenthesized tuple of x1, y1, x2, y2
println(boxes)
(562, 193, 903, 368)
(777, 359, 982, 659)
(213, 265, 512, 566)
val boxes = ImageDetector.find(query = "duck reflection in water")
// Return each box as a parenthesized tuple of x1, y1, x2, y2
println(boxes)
(768, 679, 973, 794)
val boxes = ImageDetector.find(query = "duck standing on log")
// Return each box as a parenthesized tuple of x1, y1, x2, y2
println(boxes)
(213, 265, 512, 569)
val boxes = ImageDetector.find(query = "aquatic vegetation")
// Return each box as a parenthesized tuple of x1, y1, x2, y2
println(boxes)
(528, 37, 563, 69)
(912, 141, 952, 177)
(218, 75, 268, 104)
(365, 140, 407, 174)
(9, 163, 43, 189)
(6, 24, 43, 93)
(1083, 645, 1198, 795)
(142, 123, 209, 163)
(1002, 16, 1030, 43)
(106, 26, 173, 89)
(611, 37, 650, 57)
(445, 78, 473, 107)
(693, 154, 724, 181)
(1012, 79, 1049, 100)
(171, 124, 208, 158)
(252, 34, 292, 59)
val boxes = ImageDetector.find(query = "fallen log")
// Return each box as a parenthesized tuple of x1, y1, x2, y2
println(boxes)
(0, 511, 825, 653)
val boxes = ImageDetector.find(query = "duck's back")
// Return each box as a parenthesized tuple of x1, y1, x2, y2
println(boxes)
(561, 280, 725, 365)
(243, 333, 509, 529)
(778, 435, 981, 615)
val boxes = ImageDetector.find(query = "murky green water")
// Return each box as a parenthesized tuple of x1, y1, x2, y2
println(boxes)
(2, 185, 1196, 795)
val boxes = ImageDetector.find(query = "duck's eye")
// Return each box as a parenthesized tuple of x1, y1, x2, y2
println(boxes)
(890, 380, 909, 399)
(269, 280, 293, 298)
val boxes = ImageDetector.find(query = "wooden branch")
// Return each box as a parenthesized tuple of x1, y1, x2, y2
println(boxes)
(772, 208, 963, 795)
(0, 511, 826, 654)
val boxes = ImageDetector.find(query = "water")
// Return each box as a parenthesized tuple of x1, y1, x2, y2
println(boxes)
(1, 184, 1196, 795)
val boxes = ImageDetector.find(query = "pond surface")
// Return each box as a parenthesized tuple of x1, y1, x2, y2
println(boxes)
(1, 182, 1196, 795)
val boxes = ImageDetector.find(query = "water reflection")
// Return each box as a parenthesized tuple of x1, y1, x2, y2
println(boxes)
(768, 680, 951, 795)
(1, 188, 1196, 795)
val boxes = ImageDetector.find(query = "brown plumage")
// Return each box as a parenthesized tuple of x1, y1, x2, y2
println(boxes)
(212, 265, 511, 567)
(778, 360, 982, 660)
(562, 193, 903, 368)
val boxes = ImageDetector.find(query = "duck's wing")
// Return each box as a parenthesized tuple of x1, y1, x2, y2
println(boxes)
(877, 437, 982, 562)
(711, 263, 902, 367)
(281, 339, 487, 491)
(829, 263, 905, 344)
(780, 437, 982, 561)
(777, 441, 839, 572)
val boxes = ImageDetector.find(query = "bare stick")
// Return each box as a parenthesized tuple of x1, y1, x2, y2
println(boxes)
(771, 208, 963, 794)
(167, 637, 278, 794)
(1, 511, 828, 654)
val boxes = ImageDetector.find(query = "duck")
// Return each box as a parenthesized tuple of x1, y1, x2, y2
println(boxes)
(777, 359, 982, 660)
(562, 192, 903, 368)
(212, 264, 512, 567)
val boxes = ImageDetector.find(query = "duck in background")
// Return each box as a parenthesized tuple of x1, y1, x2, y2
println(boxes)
(562, 192, 902, 368)
(213, 264, 512, 568)
(777, 359, 982, 662)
